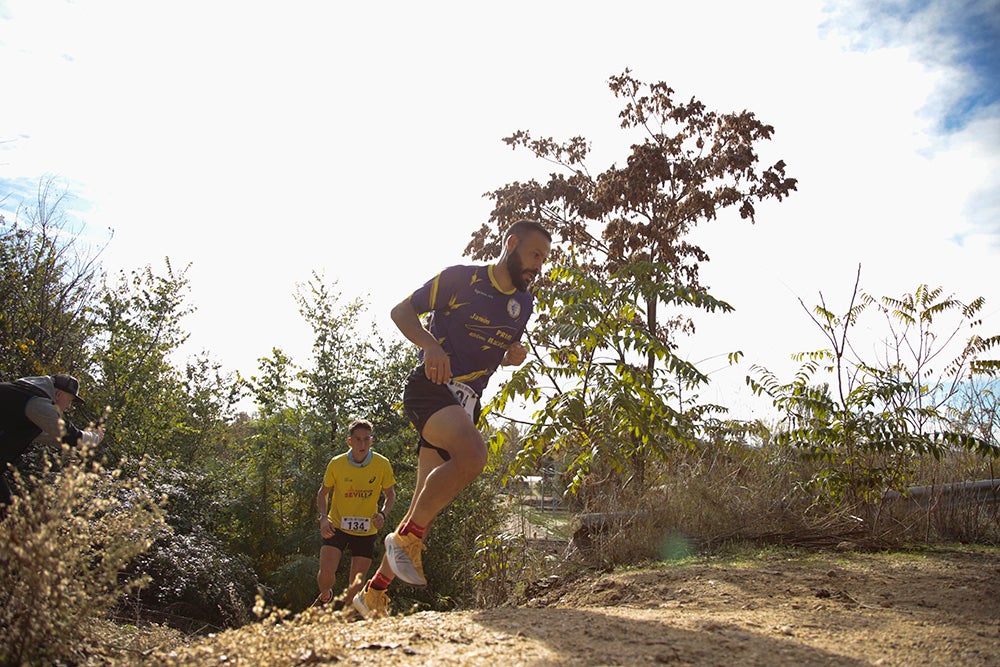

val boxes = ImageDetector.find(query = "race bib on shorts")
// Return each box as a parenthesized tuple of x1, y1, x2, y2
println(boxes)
(341, 516, 371, 533)
(448, 380, 478, 421)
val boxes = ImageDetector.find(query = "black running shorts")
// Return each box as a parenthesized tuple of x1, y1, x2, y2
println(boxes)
(403, 364, 482, 461)
(322, 529, 377, 559)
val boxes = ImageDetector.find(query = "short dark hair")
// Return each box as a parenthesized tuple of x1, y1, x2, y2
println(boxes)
(505, 219, 552, 243)
(348, 419, 373, 435)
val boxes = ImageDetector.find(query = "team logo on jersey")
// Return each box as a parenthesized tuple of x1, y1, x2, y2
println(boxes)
(507, 298, 521, 319)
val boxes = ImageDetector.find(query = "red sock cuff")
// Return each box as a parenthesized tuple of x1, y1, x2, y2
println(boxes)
(371, 571, 393, 591)
(400, 520, 427, 539)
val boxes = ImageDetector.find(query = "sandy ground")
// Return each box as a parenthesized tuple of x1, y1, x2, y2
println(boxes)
(142, 545, 999, 667)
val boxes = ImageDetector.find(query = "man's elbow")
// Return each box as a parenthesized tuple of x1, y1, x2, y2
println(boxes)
(391, 299, 421, 327)
(389, 301, 407, 325)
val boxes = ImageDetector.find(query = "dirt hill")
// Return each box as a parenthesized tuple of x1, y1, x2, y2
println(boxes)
(138, 545, 999, 666)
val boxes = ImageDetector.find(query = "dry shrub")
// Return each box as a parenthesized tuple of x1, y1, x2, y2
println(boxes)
(571, 440, 1000, 570)
(915, 498, 1000, 543)
(144, 595, 353, 666)
(648, 442, 823, 543)
(0, 441, 167, 665)
(874, 451, 1000, 545)
(475, 440, 1000, 605)
(567, 440, 874, 568)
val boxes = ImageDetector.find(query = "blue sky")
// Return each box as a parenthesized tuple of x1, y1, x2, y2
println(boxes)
(1, 0, 997, 420)
(824, 0, 1000, 249)
(818, 0, 999, 246)
(825, 0, 999, 131)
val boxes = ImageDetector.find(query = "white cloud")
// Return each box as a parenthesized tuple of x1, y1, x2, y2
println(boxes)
(1, 0, 997, 419)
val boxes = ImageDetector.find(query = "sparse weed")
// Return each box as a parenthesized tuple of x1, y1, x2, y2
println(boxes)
(473, 532, 530, 606)
(0, 441, 166, 665)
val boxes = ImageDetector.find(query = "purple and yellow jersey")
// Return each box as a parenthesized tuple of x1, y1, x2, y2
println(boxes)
(408, 264, 534, 396)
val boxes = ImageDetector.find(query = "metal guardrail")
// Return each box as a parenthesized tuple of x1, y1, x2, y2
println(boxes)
(882, 479, 1000, 509)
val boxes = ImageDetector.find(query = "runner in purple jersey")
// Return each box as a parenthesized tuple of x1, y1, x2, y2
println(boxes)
(354, 220, 551, 618)
(409, 263, 535, 397)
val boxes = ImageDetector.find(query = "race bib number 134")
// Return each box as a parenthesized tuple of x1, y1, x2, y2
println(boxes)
(341, 516, 371, 532)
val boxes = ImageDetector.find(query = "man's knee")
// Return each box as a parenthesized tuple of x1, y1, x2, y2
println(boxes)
(455, 443, 488, 480)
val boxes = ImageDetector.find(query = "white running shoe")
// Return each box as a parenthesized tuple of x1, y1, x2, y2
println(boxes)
(384, 531, 427, 586)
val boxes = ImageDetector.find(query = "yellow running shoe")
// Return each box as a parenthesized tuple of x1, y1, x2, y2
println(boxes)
(352, 581, 390, 619)
(384, 531, 427, 586)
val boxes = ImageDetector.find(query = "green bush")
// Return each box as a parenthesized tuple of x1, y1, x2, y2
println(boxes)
(123, 462, 261, 630)
(473, 532, 531, 606)
(268, 554, 322, 612)
(129, 526, 259, 630)
(0, 442, 166, 665)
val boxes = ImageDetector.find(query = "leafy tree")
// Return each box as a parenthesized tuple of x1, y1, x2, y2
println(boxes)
(284, 277, 377, 581)
(84, 260, 259, 625)
(748, 268, 1000, 506)
(492, 261, 737, 496)
(945, 376, 999, 455)
(0, 180, 260, 629)
(176, 352, 245, 468)
(250, 347, 301, 420)
(0, 177, 105, 380)
(241, 347, 303, 573)
(240, 281, 421, 608)
(472, 70, 796, 283)
(295, 273, 419, 488)
(223, 275, 427, 608)
(295, 273, 367, 444)
(468, 70, 796, 495)
(864, 283, 1000, 435)
(87, 260, 195, 463)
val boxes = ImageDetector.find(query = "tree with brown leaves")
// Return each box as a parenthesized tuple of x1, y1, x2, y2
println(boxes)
(470, 70, 797, 497)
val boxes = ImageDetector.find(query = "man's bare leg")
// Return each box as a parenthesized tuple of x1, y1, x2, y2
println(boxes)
(353, 445, 449, 616)
(366, 444, 446, 581)
(358, 404, 487, 597)
(316, 545, 343, 604)
(403, 405, 487, 527)
(381, 405, 487, 585)
(344, 556, 372, 607)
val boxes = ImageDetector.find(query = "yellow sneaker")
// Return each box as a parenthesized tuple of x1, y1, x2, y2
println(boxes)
(352, 582, 390, 619)
(384, 531, 427, 586)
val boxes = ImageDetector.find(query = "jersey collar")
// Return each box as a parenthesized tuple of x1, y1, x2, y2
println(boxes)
(347, 449, 373, 467)
(487, 264, 516, 295)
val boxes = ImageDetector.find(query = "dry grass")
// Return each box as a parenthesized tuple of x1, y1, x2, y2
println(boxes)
(0, 442, 167, 665)
(563, 443, 999, 570)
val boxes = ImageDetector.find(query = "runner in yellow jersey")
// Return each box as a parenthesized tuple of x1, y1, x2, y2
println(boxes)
(316, 419, 396, 608)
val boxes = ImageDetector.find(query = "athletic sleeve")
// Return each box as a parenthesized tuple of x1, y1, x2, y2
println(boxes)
(407, 265, 467, 315)
(24, 397, 102, 447)
(322, 459, 337, 489)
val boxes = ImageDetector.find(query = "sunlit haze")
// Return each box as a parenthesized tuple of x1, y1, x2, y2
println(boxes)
(2, 0, 997, 420)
